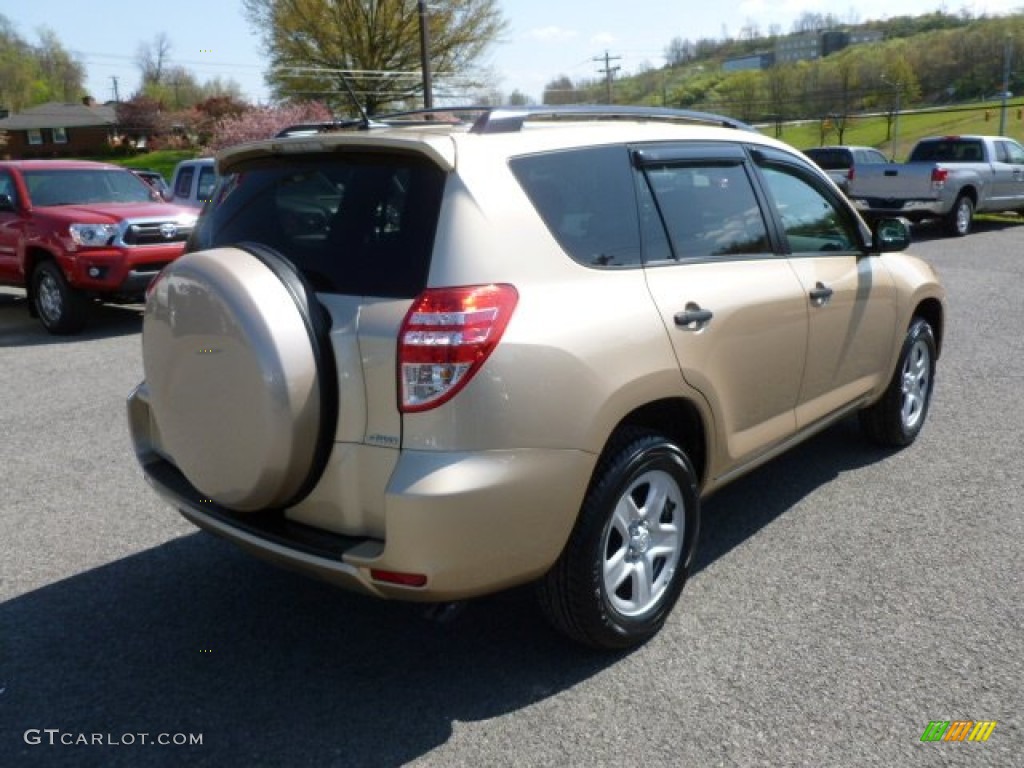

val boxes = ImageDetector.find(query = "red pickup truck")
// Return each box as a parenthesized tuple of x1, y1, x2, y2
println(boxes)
(0, 160, 198, 333)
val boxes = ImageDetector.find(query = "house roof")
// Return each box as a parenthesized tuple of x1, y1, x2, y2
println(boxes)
(0, 102, 116, 131)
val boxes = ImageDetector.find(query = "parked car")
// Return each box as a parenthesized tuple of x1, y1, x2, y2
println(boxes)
(130, 168, 172, 201)
(803, 145, 889, 194)
(0, 159, 197, 333)
(128, 106, 946, 649)
(169, 157, 216, 209)
(848, 134, 1024, 236)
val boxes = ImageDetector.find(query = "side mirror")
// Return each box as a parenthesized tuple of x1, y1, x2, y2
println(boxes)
(0, 193, 15, 212)
(871, 217, 911, 253)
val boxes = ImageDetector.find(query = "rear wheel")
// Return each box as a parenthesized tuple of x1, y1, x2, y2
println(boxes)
(944, 194, 973, 237)
(538, 430, 699, 650)
(860, 318, 937, 447)
(32, 260, 87, 334)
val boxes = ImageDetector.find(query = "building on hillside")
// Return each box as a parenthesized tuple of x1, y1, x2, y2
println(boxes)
(774, 28, 885, 64)
(0, 99, 116, 159)
(723, 52, 776, 72)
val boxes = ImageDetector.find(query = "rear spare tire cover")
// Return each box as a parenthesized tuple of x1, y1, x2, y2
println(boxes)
(142, 244, 336, 511)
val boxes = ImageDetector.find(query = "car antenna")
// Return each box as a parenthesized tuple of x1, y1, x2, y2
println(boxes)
(339, 71, 373, 129)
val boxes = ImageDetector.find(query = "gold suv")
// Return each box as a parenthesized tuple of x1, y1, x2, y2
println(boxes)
(128, 107, 945, 649)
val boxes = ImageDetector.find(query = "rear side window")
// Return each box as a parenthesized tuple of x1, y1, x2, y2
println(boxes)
(641, 162, 770, 260)
(189, 153, 445, 297)
(510, 146, 641, 267)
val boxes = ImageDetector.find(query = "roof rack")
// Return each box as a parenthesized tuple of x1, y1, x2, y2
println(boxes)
(274, 105, 755, 138)
(467, 105, 756, 134)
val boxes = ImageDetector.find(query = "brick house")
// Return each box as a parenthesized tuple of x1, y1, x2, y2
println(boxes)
(0, 100, 117, 159)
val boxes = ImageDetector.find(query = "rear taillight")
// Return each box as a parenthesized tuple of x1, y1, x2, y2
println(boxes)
(931, 167, 949, 186)
(398, 284, 518, 413)
(847, 167, 855, 181)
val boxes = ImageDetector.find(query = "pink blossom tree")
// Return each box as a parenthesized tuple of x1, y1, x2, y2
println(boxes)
(206, 101, 334, 151)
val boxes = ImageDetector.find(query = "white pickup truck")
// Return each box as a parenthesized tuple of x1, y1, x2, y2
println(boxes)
(848, 135, 1024, 236)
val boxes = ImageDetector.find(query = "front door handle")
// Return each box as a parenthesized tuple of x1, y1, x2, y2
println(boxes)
(674, 304, 713, 330)
(809, 282, 834, 305)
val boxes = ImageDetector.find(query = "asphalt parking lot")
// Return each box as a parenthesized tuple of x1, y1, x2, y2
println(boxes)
(2, 221, 1022, 767)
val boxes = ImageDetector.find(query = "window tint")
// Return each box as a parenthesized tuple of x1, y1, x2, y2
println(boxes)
(190, 153, 445, 298)
(804, 148, 852, 170)
(197, 166, 217, 203)
(0, 171, 16, 205)
(510, 146, 641, 267)
(998, 140, 1024, 164)
(759, 166, 858, 253)
(858, 149, 888, 164)
(909, 139, 985, 163)
(23, 170, 153, 206)
(174, 167, 195, 198)
(641, 162, 770, 260)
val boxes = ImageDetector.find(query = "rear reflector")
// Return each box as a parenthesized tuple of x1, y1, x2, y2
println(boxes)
(398, 284, 518, 412)
(371, 569, 428, 587)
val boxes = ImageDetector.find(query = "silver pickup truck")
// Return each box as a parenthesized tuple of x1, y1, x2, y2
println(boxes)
(849, 135, 1024, 236)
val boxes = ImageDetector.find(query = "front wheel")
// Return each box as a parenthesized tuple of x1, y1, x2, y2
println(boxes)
(32, 260, 87, 334)
(860, 318, 937, 447)
(538, 430, 699, 650)
(944, 194, 973, 237)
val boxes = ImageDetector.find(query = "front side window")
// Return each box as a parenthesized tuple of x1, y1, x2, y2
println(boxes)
(174, 167, 195, 198)
(0, 171, 17, 206)
(197, 166, 216, 203)
(510, 146, 641, 268)
(641, 161, 770, 260)
(758, 164, 859, 254)
(997, 140, 1024, 164)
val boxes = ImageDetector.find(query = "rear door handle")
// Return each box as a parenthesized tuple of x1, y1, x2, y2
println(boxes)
(809, 282, 834, 305)
(674, 304, 713, 329)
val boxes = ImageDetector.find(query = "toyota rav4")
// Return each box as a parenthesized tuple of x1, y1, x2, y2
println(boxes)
(128, 106, 945, 649)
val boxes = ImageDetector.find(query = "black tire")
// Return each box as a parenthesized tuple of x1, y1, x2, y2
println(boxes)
(31, 260, 87, 334)
(944, 194, 973, 237)
(538, 430, 700, 650)
(860, 318, 937, 447)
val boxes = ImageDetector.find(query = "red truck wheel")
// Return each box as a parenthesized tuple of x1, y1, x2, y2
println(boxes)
(32, 261, 87, 334)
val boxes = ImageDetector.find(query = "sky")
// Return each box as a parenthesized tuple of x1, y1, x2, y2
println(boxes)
(1, 0, 1019, 106)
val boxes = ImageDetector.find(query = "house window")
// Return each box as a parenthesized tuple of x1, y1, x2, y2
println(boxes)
(28, 129, 43, 145)
(52, 127, 68, 144)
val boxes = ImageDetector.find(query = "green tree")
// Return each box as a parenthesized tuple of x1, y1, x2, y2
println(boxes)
(242, 0, 507, 114)
(543, 75, 579, 105)
(0, 17, 85, 110)
(0, 16, 36, 111)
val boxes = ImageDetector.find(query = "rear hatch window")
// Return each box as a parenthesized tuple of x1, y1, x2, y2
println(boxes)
(188, 153, 446, 297)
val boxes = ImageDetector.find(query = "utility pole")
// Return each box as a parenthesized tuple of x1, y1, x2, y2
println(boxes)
(110, 76, 120, 102)
(594, 51, 621, 104)
(417, 1, 433, 109)
(999, 35, 1013, 136)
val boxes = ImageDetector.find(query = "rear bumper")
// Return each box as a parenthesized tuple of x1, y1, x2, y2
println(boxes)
(128, 382, 594, 601)
(850, 197, 949, 219)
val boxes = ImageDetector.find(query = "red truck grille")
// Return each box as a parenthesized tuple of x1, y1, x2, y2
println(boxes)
(122, 221, 194, 246)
